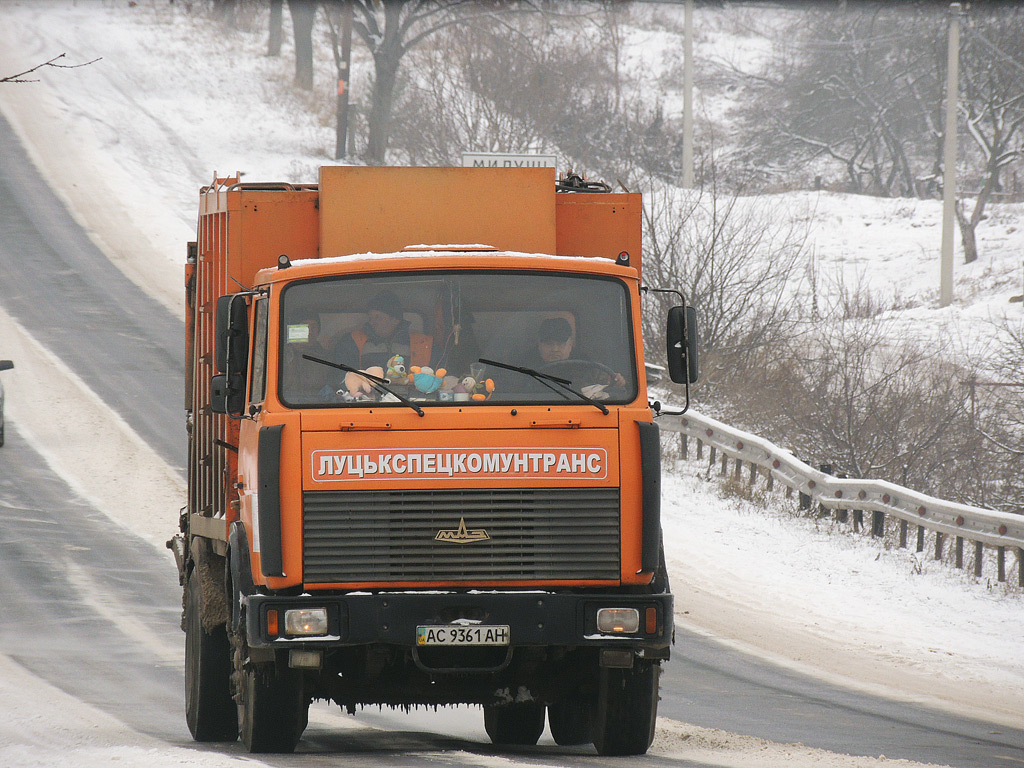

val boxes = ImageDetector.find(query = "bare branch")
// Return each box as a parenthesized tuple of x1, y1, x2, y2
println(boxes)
(1, 53, 101, 84)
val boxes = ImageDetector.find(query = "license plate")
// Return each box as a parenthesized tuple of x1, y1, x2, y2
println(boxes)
(416, 625, 510, 646)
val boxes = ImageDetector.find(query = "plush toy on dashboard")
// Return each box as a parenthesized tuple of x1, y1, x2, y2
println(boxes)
(385, 354, 407, 382)
(409, 366, 446, 395)
(456, 375, 495, 401)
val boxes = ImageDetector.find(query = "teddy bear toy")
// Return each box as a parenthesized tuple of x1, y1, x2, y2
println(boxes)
(409, 366, 446, 395)
(385, 354, 407, 382)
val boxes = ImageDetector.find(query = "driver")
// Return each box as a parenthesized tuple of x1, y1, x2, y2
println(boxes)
(528, 318, 626, 388)
(536, 317, 575, 366)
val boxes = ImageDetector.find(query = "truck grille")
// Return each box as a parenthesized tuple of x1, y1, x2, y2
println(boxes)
(303, 488, 620, 583)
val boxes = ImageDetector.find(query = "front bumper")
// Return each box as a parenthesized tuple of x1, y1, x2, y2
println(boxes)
(244, 590, 672, 653)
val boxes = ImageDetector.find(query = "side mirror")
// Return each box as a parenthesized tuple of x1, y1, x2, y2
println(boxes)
(215, 295, 250, 374)
(0, 361, 13, 372)
(666, 306, 699, 384)
(213, 295, 250, 416)
(210, 373, 245, 415)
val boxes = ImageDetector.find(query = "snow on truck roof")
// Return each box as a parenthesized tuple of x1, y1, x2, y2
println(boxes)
(269, 248, 632, 278)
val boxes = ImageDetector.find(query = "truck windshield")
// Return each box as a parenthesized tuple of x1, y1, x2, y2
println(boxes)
(278, 271, 638, 408)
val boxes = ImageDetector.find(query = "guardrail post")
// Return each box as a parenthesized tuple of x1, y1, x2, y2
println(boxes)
(749, 462, 757, 487)
(899, 519, 908, 548)
(871, 510, 884, 538)
(708, 445, 716, 468)
(1018, 548, 1023, 588)
(734, 457, 742, 480)
(935, 531, 944, 561)
(974, 541, 984, 577)
(680, 433, 688, 460)
(998, 546, 1006, 582)
(696, 437, 703, 460)
(799, 486, 811, 510)
(721, 453, 728, 476)
(955, 536, 964, 569)
(818, 464, 834, 519)
(916, 525, 925, 553)
(766, 470, 774, 493)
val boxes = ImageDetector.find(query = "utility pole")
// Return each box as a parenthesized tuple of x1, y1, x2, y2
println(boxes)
(940, 2, 961, 307)
(335, 1, 354, 161)
(682, 0, 694, 188)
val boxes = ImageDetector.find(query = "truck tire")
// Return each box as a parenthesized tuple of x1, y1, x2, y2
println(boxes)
(184, 569, 237, 742)
(591, 659, 659, 756)
(548, 694, 592, 746)
(238, 661, 308, 753)
(483, 701, 545, 746)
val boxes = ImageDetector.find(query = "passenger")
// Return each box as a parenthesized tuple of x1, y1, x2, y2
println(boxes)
(332, 291, 432, 395)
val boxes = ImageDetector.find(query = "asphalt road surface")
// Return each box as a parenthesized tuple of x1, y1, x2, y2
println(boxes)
(1, 109, 1022, 767)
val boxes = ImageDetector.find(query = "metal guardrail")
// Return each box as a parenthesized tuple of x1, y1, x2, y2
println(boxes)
(657, 409, 1024, 585)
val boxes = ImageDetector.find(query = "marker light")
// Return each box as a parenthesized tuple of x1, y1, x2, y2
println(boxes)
(596, 608, 639, 634)
(645, 606, 659, 635)
(266, 609, 279, 638)
(284, 608, 329, 637)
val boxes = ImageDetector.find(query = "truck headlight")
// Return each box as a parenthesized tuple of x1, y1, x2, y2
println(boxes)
(596, 608, 639, 634)
(284, 608, 329, 636)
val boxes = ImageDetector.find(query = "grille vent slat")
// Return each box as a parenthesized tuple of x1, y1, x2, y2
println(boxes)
(302, 488, 620, 583)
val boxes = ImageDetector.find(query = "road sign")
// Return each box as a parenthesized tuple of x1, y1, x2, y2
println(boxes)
(461, 152, 557, 169)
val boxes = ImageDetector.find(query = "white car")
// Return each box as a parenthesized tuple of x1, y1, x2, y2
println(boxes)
(0, 360, 12, 447)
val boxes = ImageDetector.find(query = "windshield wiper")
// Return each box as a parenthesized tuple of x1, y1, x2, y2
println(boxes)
(302, 354, 425, 417)
(478, 358, 609, 415)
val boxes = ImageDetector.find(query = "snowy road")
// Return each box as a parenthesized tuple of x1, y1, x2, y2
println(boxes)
(1, 103, 1023, 767)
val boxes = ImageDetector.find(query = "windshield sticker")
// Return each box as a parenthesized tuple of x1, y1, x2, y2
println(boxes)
(311, 447, 607, 482)
(286, 323, 311, 343)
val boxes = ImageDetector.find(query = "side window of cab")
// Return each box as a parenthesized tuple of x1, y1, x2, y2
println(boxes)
(249, 297, 269, 406)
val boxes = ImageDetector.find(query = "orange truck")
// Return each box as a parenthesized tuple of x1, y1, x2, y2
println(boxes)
(169, 166, 698, 756)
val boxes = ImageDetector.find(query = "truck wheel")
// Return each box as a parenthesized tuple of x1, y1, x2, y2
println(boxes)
(237, 660, 308, 753)
(591, 659, 659, 756)
(184, 569, 237, 742)
(483, 701, 545, 746)
(548, 694, 592, 746)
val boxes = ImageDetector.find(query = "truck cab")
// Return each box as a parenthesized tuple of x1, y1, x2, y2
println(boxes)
(174, 167, 697, 757)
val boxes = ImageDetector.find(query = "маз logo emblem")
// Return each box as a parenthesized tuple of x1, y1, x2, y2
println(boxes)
(435, 517, 490, 543)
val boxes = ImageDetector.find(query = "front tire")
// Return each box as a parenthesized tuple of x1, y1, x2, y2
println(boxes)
(237, 659, 308, 753)
(184, 569, 237, 742)
(591, 660, 660, 756)
(548, 694, 592, 746)
(483, 701, 545, 746)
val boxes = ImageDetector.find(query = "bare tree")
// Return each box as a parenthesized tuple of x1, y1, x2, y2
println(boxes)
(737, 6, 940, 196)
(341, 0, 479, 165)
(380, 22, 550, 166)
(640, 163, 808, 399)
(268, 0, 285, 57)
(289, 0, 317, 90)
(952, 9, 1024, 263)
(967, 315, 1024, 509)
(779, 315, 973, 494)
